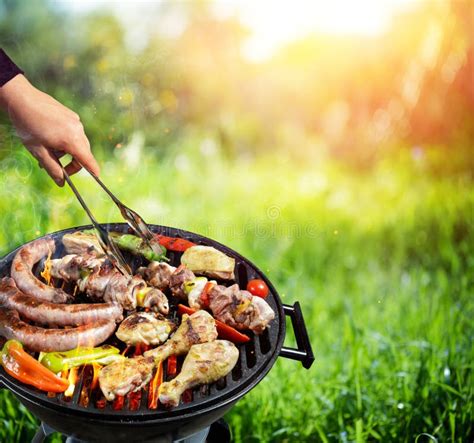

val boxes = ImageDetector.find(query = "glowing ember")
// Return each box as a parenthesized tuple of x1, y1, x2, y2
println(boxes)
(148, 361, 163, 410)
(96, 398, 107, 409)
(64, 367, 79, 397)
(128, 389, 141, 411)
(167, 355, 177, 378)
(112, 395, 125, 410)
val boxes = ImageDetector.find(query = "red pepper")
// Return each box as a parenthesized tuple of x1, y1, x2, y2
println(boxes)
(199, 282, 214, 309)
(177, 304, 250, 344)
(155, 235, 195, 252)
(1, 340, 69, 393)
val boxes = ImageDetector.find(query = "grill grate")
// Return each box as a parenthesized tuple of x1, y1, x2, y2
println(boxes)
(0, 224, 284, 419)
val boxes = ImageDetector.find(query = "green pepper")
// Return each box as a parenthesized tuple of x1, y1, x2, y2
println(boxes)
(39, 345, 122, 373)
(109, 233, 167, 262)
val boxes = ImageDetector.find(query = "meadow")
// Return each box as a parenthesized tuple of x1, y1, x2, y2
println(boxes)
(0, 143, 472, 442)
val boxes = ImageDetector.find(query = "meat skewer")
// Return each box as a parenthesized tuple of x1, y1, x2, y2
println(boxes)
(11, 237, 72, 303)
(208, 284, 275, 334)
(99, 310, 218, 400)
(48, 254, 169, 314)
(0, 278, 123, 327)
(143, 263, 275, 334)
(0, 307, 116, 352)
(159, 340, 239, 407)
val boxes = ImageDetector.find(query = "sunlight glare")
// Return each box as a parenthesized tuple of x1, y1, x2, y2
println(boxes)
(213, 0, 419, 61)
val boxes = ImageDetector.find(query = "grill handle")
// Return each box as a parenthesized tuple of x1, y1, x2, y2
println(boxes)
(279, 302, 315, 369)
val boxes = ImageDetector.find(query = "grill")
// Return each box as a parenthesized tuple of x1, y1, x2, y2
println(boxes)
(0, 224, 314, 442)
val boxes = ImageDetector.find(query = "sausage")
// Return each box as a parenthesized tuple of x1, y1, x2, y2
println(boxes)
(0, 278, 123, 327)
(0, 307, 117, 352)
(11, 237, 72, 303)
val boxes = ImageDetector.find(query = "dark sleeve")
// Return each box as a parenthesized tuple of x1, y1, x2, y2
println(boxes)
(0, 49, 23, 87)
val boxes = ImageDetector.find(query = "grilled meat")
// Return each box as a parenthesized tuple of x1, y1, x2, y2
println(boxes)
(62, 231, 102, 256)
(115, 312, 175, 346)
(49, 253, 104, 281)
(209, 284, 275, 334)
(187, 277, 213, 310)
(0, 307, 116, 352)
(98, 355, 155, 400)
(137, 262, 176, 291)
(159, 340, 239, 407)
(11, 237, 71, 303)
(99, 310, 217, 400)
(143, 310, 217, 361)
(180, 246, 235, 280)
(0, 277, 122, 327)
(168, 266, 195, 300)
(49, 254, 169, 314)
(143, 259, 274, 333)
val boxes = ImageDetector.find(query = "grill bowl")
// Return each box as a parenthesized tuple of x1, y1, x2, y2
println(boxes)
(0, 224, 312, 442)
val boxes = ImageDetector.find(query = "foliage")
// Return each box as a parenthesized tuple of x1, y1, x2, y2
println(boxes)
(0, 145, 473, 442)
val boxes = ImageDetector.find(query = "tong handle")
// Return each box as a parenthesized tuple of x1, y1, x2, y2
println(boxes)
(279, 302, 315, 369)
(59, 163, 132, 276)
(81, 165, 160, 254)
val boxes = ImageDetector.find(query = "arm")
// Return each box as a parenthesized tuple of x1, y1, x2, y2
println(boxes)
(0, 49, 99, 186)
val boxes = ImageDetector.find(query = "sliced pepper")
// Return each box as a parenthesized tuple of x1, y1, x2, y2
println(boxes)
(39, 345, 122, 373)
(155, 235, 196, 252)
(199, 282, 215, 309)
(1, 340, 69, 393)
(109, 233, 168, 262)
(177, 304, 250, 344)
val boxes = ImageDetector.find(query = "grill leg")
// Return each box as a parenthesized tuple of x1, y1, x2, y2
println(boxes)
(174, 426, 210, 443)
(31, 423, 55, 443)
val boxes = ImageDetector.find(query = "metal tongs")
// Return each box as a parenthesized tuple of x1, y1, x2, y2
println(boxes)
(58, 160, 162, 277)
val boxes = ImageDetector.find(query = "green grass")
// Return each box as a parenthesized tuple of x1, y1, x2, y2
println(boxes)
(0, 143, 472, 442)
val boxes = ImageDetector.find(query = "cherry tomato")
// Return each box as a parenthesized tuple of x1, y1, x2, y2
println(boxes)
(246, 279, 269, 298)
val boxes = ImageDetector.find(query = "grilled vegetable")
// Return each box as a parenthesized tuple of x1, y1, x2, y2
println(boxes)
(246, 279, 269, 298)
(155, 235, 196, 252)
(1, 340, 69, 392)
(109, 233, 167, 262)
(181, 246, 235, 280)
(39, 345, 123, 373)
(199, 282, 215, 309)
(177, 304, 250, 343)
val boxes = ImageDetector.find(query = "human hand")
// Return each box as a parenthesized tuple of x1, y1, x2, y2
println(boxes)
(0, 74, 99, 186)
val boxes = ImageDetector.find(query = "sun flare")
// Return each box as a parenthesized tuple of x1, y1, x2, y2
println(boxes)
(215, 0, 420, 60)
